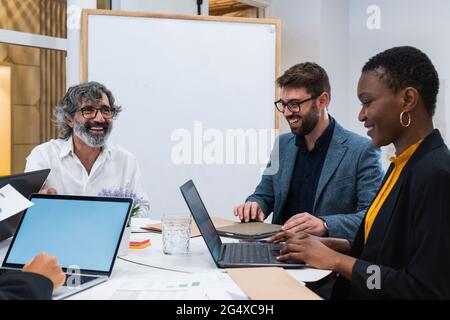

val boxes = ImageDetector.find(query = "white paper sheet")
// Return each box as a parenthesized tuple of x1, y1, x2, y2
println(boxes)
(0, 184, 34, 221)
(108, 271, 248, 300)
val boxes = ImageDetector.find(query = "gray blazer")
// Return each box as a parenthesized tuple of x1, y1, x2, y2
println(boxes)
(247, 121, 383, 240)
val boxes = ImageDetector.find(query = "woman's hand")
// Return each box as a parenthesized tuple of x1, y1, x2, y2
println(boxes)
(273, 232, 357, 279)
(268, 231, 351, 254)
(276, 232, 340, 270)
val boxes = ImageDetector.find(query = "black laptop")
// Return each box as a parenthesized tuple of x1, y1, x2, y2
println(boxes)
(0, 169, 51, 240)
(180, 180, 305, 268)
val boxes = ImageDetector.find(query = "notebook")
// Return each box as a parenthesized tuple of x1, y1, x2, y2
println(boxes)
(216, 222, 282, 240)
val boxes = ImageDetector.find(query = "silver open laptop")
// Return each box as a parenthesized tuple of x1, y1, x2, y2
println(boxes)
(180, 180, 305, 268)
(0, 194, 132, 299)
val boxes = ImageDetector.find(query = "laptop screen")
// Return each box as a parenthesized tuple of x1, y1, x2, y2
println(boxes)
(180, 180, 222, 265)
(0, 169, 50, 198)
(4, 195, 131, 274)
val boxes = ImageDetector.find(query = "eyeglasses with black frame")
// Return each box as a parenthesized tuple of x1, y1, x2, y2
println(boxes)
(274, 95, 317, 113)
(78, 106, 117, 119)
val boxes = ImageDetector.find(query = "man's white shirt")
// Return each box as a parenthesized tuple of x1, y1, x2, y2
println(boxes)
(25, 137, 150, 217)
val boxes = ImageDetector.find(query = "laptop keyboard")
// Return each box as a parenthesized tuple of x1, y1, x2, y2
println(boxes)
(224, 243, 279, 264)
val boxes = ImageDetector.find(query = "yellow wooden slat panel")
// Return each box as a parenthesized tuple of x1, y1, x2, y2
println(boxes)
(11, 64, 40, 106)
(7, 44, 40, 66)
(13, 105, 40, 145)
(12, 144, 35, 174)
(0, 65, 12, 175)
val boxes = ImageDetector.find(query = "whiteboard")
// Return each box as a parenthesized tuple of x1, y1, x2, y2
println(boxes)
(82, 11, 280, 219)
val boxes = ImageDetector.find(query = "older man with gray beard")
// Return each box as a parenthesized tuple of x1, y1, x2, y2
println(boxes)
(25, 81, 149, 217)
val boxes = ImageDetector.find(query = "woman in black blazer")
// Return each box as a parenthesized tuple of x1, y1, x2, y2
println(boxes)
(269, 46, 450, 299)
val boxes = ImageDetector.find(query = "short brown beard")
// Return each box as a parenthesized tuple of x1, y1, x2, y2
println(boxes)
(289, 101, 319, 136)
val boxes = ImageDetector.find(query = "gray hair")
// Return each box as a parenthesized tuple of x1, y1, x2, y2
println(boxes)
(54, 81, 122, 139)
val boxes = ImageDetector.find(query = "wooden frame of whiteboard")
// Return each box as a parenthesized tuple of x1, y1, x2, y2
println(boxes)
(80, 9, 281, 130)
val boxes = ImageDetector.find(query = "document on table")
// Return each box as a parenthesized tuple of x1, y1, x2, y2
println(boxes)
(108, 271, 248, 300)
(0, 184, 34, 221)
(226, 267, 322, 300)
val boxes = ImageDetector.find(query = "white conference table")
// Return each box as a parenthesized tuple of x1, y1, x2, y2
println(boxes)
(0, 218, 332, 300)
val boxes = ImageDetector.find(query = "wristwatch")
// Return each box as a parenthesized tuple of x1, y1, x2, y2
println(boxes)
(320, 218, 329, 236)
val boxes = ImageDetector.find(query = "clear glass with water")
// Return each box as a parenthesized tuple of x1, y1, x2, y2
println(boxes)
(161, 213, 192, 255)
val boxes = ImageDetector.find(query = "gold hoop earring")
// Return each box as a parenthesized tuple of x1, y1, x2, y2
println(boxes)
(400, 111, 411, 128)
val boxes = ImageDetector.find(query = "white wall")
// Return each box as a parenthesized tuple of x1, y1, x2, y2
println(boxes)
(319, 0, 349, 128)
(112, 0, 209, 15)
(268, 0, 450, 166)
(267, 0, 321, 71)
(267, 0, 322, 133)
(70, 0, 450, 165)
(346, 0, 450, 166)
(69, 0, 450, 142)
(67, 0, 97, 88)
(240, 0, 271, 7)
(348, 0, 450, 142)
(268, 0, 351, 132)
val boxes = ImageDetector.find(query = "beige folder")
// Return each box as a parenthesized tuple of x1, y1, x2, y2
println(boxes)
(226, 267, 323, 300)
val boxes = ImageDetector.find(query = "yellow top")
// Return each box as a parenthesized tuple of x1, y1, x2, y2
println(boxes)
(364, 139, 423, 242)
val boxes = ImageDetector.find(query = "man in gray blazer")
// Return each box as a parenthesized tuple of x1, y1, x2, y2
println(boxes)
(234, 62, 383, 240)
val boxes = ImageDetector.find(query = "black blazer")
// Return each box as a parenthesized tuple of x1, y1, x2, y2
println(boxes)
(332, 130, 450, 299)
(0, 272, 53, 300)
